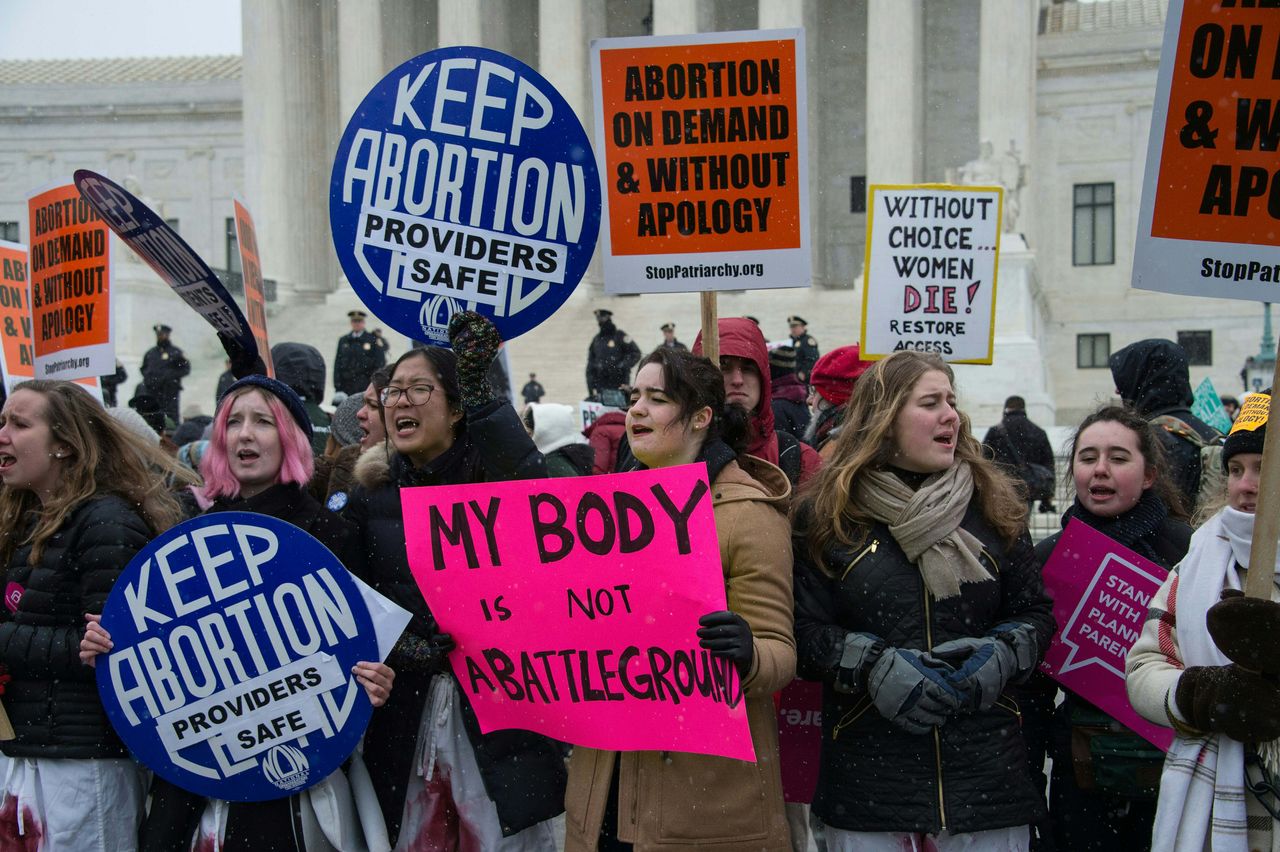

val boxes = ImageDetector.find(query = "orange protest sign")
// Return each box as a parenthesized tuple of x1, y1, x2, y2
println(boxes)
(26, 183, 113, 380)
(232, 200, 274, 377)
(0, 241, 34, 390)
(591, 29, 810, 294)
(1134, 0, 1280, 301)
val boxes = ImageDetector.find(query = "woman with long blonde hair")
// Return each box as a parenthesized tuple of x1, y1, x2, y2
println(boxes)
(793, 351, 1053, 851)
(0, 380, 191, 851)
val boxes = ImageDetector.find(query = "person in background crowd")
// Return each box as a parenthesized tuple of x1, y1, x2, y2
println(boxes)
(82, 374, 394, 851)
(564, 346, 796, 850)
(1030, 406, 1190, 852)
(273, 341, 332, 455)
(315, 366, 392, 509)
(794, 351, 1053, 852)
(769, 345, 810, 443)
(170, 414, 212, 450)
(586, 308, 641, 402)
(215, 357, 236, 404)
(804, 344, 875, 456)
(347, 312, 565, 850)
(334, 309, 389, 396)
(660, 321, 687, 350)
(524, 402, 594, 476)
(584, 404, 627, 475)
(1110, 338, 1221, 512)
(1127, 389, 1280, 851)
(983, 395, 1058, 513)
(693, 318, 821, 489)
(1220, 394, 1240, 421)
(787, 316, 820, 384)
(140, 324, 191, 425)
(128, 386, 173, 443)
(522, 372, 545, 404)
(100, 360, 127, 407)
(0, 380, 192, 850)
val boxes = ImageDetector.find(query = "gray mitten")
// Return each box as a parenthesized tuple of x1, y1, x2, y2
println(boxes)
(866, 647, 963, 734)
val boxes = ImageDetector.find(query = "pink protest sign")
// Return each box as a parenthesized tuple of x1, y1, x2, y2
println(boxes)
(1040, 518, 1174, 750)
(399, 464, 755, 761)
(776, 679, 822, 803)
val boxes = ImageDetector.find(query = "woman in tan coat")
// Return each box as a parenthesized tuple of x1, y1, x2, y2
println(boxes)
(564, 346, 796, 851)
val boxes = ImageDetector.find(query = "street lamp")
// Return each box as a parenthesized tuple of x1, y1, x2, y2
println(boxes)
(1243, 302, 1276, 393)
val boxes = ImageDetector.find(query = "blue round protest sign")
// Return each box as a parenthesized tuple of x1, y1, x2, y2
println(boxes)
(96, 512, 379, 802)
(329, 46, 600, 346)
(72, 170, 258, 355)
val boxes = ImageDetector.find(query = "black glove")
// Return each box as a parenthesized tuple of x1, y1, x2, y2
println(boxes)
(394, 631, 456, 675)
(447, 311, 501, 410)
(1175, 664, 1280, 742)
(1208, 590, 1280, 675)
(866, 647, 963, 734)
(217, 332, 267, 380)
(697, 610, 754, 677)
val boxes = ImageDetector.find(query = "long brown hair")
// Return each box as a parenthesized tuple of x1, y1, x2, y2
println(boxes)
(1069, 405, 1188, 521)
(0, 381, 192, 567)
(796, 351, 1027, 574)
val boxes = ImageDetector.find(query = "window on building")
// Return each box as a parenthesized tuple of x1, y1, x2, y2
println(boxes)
(225, 217, 240, 275)
(1073, 182, 1114, 266)
(1077, 333, 1111, 369)
(0, 222, 18, 243)
(850, 176, 866, 214)
(1178, 330, 1212, 366)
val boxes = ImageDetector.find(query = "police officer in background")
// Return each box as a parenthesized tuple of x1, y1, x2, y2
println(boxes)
(659, 322, 687, 351)
(787, 315, 820, 383)
(586, 308, 640, 402)
(333, 309, 389, 395)
(522, 373, 546, 404)
(140, 324, 190, 424)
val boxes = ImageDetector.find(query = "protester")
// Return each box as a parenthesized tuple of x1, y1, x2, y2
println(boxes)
(1127, 389, 1280, 851)
(524, 402, 594, 476)
(586, 308, 640, 402)
(770, 345, 810, 442)
(334, 309, 389, 395)
(273, 341, 332, 455)
(1220, 394, 1240, 421)
(564, 346, 796, 850)
(584, 406, 627, 475)
(346, 312, 565, 849)
(314, 365, 392, 508)
(80, 373, 394, 851)
(140, 323, 191, 424)
(793, 350, 1053, 851)
(1032, 406, 1191, 852)
(787, 315, 820, 383)
(804, 344, 875, 455)
(1110, 339, 1221, 511)
(0, 380, 191, 850)
(983, 395, 1058, 513)
(693, 318, 820, 489)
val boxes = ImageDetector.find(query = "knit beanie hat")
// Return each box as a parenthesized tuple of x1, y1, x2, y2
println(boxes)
(219, 374, 314, 443)
(1223, 388, 1270, 470)
(331, 393, 364, 447)
(768, 345, 797, 380)
(810, 344, 876, 406)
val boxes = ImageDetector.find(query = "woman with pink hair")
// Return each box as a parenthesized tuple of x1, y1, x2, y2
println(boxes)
(82, 374, 394, 851)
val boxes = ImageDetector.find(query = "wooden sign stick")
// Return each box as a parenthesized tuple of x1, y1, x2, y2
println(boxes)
(1244, 357, 1280, 600)
(700, 292, 719, 365)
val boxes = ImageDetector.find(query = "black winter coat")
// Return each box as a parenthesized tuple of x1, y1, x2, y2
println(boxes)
(345, 400, 566, 845)
(585, 321, 640, 396)
(794, 499, 1054, 835)
(0, 494, 150, 759)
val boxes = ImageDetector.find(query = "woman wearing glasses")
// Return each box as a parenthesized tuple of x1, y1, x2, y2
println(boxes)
(346, 313, 566, 851)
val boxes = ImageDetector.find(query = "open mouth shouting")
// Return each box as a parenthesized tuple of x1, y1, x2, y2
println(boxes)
(0, 453, 15, 474)
(395, 415, 421, 438)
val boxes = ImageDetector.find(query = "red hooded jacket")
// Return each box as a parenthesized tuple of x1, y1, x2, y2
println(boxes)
(694, 318, 821, 486)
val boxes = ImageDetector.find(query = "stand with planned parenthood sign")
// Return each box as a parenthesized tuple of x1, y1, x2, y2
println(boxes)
(591, 29, 809, 295)
(96, 513, 409, 801)
(329, 46, 600, 346)
(73, 170, 259, 358)
(400, 466, 755, 761)
(862, 185, 1001, 364)
(1040, 519, 1173, 751)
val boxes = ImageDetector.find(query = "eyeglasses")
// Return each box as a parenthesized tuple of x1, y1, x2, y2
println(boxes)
(380, 383, 435, 406)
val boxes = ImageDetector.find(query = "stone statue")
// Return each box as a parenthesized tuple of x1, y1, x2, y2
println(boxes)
(956, 138, 1027, 234)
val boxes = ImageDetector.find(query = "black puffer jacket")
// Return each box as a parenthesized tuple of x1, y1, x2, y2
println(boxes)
(1110, 339, 1220, 510)
(345, 400, 565, 845)
(794, 498, 1054, 835)
(0, 494, 149, 758)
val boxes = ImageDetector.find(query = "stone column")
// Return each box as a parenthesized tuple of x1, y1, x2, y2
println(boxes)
(438, 0, 485, 45)
(652, 0, 712, 36)
(865, 0, 922, 186)
(338, 0, 384, 125)
(979, 0, 1036, 240)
